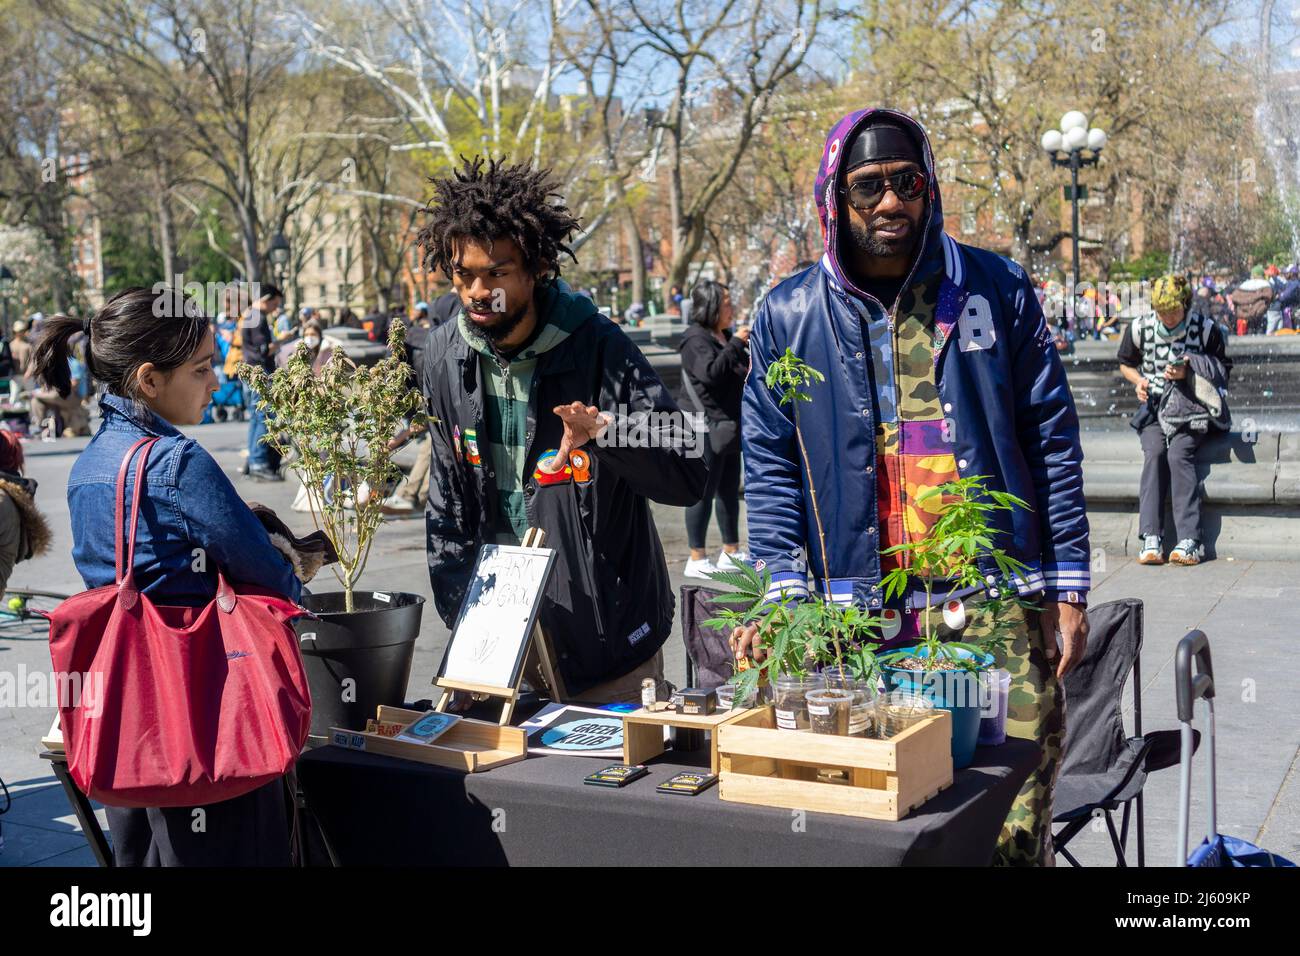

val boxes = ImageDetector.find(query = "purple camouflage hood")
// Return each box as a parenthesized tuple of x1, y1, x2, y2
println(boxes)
(813, 108, 948, 302)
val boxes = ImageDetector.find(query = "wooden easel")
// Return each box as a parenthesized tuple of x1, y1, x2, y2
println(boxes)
(433, 527, 567, 725)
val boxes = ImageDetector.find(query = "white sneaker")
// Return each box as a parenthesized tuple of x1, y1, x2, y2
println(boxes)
(716, 549, 751, 571)
(684, 557, 718, 580)
(381, 494, 417, 515)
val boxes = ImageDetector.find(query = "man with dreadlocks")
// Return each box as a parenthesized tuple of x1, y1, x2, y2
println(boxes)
(417, 156, 706, 701)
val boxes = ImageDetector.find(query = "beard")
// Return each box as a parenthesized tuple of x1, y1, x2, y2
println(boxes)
(464, 296, 531, 345)
(845, 207, 924, 260)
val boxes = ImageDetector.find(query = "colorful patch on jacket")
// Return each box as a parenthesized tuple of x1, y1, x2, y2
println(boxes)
(568, 449, 592, 483)
(464, 428, 481, 467)
(532, 448, 572, 485)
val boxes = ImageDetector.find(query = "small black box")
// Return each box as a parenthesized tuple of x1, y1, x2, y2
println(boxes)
(678, 687, 716, 716)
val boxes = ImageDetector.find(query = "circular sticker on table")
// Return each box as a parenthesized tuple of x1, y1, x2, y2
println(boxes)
(540, 717, 624, 751)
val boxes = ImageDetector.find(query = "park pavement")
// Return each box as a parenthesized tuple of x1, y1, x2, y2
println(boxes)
(1, 419, 1296, 867)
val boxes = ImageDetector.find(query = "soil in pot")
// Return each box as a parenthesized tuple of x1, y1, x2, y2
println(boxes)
(806, 688, 853, 735)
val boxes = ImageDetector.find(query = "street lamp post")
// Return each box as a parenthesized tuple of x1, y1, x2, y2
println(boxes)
(267, 231, 291, 290)
(1041, 111, 1107, 292)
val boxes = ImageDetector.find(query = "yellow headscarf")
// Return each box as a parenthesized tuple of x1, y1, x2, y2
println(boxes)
(1151, 274, 1191, 313)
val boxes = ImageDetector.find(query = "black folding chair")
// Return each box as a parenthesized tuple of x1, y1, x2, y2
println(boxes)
(1052, 598, 1197, 866)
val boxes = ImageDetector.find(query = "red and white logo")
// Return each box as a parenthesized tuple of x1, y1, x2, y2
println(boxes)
(880, 608, 901, 639)
(942, 599, 967, 630)
(826, 137, 842, 170)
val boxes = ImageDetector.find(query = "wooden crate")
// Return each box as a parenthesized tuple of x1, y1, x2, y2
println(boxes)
(623, 705, 757, 773)
(716, 706, 953, 821)
(329, 705, 527, 772)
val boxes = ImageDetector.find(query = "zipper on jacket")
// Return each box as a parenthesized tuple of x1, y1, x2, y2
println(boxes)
(888, 302, 911, 572)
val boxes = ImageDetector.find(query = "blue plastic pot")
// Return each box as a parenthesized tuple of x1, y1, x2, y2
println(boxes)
(882, 647, 993, 769)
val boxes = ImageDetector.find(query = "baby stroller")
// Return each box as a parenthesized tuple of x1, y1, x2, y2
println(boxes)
(1176, 631, 1295, 867)
(204, 334, 246, 423)
(206, 377, 246, 422)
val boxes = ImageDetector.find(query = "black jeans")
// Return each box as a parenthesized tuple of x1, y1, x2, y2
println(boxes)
(1138, 422, 1204, 542)
(685, 439, 741, 551)
(105, 777, 291, 867)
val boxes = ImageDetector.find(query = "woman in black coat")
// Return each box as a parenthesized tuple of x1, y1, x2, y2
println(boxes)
(678, 280, 750, 578)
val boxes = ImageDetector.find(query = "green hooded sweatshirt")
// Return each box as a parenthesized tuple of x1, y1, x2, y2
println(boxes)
(457, 281, 597, 542)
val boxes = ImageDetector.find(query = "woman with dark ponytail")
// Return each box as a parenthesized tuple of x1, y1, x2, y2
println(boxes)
(677, 279, 750, 578)
(34, 287, 305, 866)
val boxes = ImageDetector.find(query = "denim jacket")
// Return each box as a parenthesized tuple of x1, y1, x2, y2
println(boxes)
(68, 393, 301, 606)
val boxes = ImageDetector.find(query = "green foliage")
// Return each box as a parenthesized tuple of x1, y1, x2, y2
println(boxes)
(237, 322, 430, 611)
(101, 218, 161, 294)
(1108, 249, 1172, 282)
(702, 561, 884, 709)
(765, 347, 825, 408)
(878, 476, 1033, 673)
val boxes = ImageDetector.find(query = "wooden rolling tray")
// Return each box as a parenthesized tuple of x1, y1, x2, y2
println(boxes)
(622, 705, 758, 773)
(329, 705, 527, 773)
(716, 705, 953, 821)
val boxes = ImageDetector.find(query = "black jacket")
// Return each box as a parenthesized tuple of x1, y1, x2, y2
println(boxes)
(241, 309, 276, 372)
(676, 324, 748, 426)
(420, 300, 707, 696)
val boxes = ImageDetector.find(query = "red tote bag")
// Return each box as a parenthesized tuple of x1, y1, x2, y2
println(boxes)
(46, 436, 312, 808)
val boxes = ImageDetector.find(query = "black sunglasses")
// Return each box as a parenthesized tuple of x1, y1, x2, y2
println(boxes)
(838, 169, 929, 210)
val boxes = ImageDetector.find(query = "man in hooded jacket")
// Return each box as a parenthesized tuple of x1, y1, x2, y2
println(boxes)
(732, 109, 1090, 865)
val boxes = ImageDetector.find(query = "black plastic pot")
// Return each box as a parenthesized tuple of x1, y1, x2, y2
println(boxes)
(295, 590, 425, 740)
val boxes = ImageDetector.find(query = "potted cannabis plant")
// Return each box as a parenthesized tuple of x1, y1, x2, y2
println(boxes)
(876, 475, 1032, 767)
(705, 348, 882, 735)
(239, 321, 429, 738)
(704, 562, 881, 734)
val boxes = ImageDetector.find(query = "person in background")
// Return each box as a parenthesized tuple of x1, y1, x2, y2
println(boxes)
(1118, 274, 1230, 567)
(1264, 266, 1285, 335)
(275, 318, 331, 373)
(1273, 264, 1300, 333)
(0, 430, 51, 597)
(275, 305, 304, 342)
(1229, 265, 1272, 336)
(337, 306, 363, 330)
(678, 279, 750, 578)
(241, 284, 284, 481)
(30, 339, 91, 438)
(7, 320, 33, 405)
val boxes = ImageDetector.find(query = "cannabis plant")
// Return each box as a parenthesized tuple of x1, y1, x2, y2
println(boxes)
(704, 562, 882, 709)
(877, 475, 1034, 673)
(238, 321, 428, 612)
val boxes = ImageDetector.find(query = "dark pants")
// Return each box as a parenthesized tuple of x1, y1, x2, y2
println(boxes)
(685, 440, 741, 550)
(1138, 422, 1203, 542)
(247, 385, 281, 470)
(105, 778, 291, 867)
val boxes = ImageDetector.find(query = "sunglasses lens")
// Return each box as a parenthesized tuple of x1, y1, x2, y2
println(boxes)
(848, 180, 885, 207)
(897, 172, 927, 200)
(846, 171, 926, 208)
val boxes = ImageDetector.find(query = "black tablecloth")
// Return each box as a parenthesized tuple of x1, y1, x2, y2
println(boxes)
(296, 737, 1039, 866)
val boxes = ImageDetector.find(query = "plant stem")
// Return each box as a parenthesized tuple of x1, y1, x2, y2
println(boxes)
(793, 406, 842, 671)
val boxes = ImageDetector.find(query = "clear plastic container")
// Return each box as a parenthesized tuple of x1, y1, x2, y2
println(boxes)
(875, 691, 935, 738)
(806, 688, 853, 735)
(773, 674, 825, 731)
(716, 682, 757, 711)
